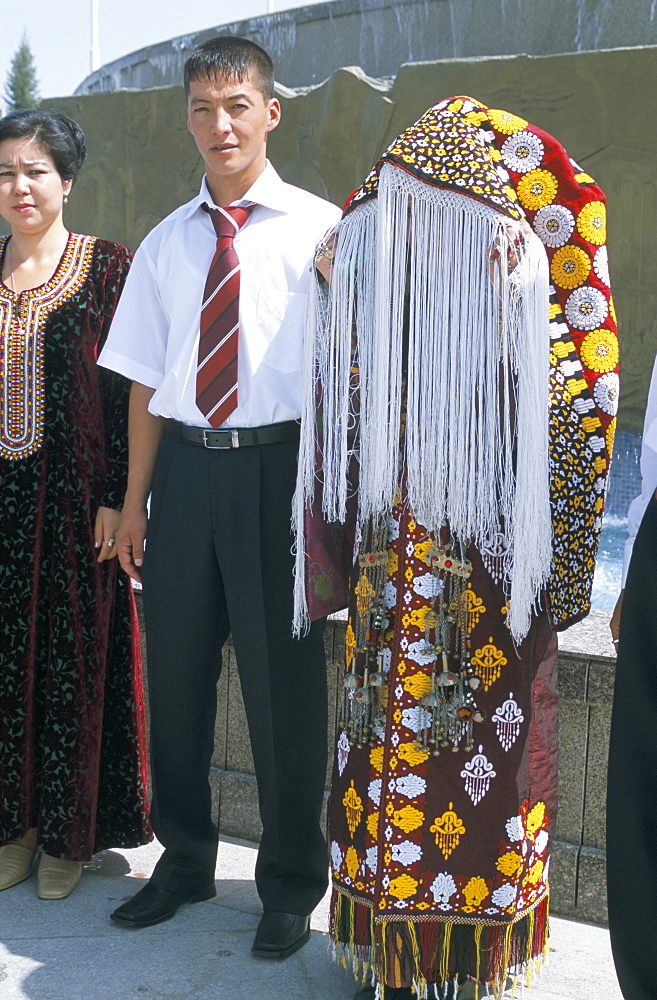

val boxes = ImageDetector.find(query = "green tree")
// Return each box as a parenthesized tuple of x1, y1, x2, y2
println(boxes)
(4, 35, 40, 112)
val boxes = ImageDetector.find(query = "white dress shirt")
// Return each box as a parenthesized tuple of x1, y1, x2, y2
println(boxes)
(98, 162, 340, 427)
(622, 353, 657, 585)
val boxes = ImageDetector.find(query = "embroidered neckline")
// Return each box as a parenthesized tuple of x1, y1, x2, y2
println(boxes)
(0, 232, 81, 302)
(0, 233, 97, 461)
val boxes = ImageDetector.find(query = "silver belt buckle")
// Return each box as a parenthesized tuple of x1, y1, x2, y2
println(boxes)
(202, 428, 240, 449)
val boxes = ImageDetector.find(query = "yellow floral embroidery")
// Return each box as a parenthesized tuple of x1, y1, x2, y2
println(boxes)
(343, 780, 364, 837)
(356, 573, 376, 617)
(430, 803, 466, 859)
(517, 169, 558, 210)
(414, 539, 434, 566)
(471, 637, 507, 691)
(460, 585, 486, 631)
(366, 812, 379, 839)
(370, 746, 384, 773)
(523, 859, 545, 886)
(496, 851, 524, 879)
(392, 805, 424, 833)
(526, 801, 546, 838)
(487, 109, 528, 134)
(398, 741, 430, 766)
(345, 846, 360, 880)
(404, 672, 432, 700)
(462, 876, 489, 910)
(345, 621, 355, 669)
(409, 607, 436, 632)
(550, 245, 591, 290)
(577, 201, 606, 245)
(580, 328, 618, 374)
(389, 874, 419, 900)
(606, 417, 616, 455)
(388, 550, 399, 575)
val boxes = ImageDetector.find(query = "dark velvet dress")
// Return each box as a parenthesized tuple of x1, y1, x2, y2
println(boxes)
(0, 233, 151, 861)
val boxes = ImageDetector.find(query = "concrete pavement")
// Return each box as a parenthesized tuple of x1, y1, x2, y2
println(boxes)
(0, 837, 622, 1000)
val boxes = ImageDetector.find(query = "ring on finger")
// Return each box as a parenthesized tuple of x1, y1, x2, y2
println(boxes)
(103, 538, 115, 546)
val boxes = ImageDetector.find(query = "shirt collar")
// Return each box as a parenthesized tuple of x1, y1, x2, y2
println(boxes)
(183, 161, 290, 219)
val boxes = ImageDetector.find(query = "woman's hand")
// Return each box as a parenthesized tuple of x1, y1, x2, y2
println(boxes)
(610, 590, 624, 651)
(315, 230, 336, 284)
(94, 506, 121, 563)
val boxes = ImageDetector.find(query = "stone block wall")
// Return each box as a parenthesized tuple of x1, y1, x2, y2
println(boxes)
(33, 47, 657, 431)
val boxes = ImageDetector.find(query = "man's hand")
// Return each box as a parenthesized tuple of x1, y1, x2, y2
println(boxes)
(315, 229, 336, 284)
(116, 505, 148, 583)
(94, 506, 121, 563)
(610, 590, 624, 651)
(114, 381, 164, 584)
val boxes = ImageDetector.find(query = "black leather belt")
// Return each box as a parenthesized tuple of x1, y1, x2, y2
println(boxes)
(165, 419, 300, 449)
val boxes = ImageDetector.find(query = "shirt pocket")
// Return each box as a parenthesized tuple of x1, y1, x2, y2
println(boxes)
(256, 288, 306, 373)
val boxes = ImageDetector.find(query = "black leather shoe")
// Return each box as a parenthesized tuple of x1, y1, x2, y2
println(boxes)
(251, 910, 311, 959)
(110, 880, 216, 928)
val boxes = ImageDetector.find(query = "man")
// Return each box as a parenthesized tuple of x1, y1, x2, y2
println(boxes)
(98, 36, 340, 959)
(607, 353, 657, 1000)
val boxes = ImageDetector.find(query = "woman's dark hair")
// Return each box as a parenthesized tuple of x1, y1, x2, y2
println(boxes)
(183, 36, 275, 102)
(0, 109, 86, 184)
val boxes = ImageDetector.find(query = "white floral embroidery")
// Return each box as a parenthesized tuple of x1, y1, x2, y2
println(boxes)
(593, 245, 610, 286)
(366, 846, 378, 874)
(574, 396, 595, 414)
(406, 541, 415, 556)
(412, 572, 444, 599)
(385, 826, 393, 841)
(406, 639, 438, 666)
(394, 900, 409, 909)
(395, 773, 427, 799)
(565, 286, 609, 330)
(402, 705, 432, 734)
(368, 778, 382, 806)
(461, 746, 496, 805)
(388, 516, 400, 541)
(594, 372, 619, 415)
(391, 731, 399, 747)
(331, 841, 343, 872)
(492, 692, 524, 751)
(492, 883, 517, 908)
(379, 648, 392, 673)
(337, 732, 350, 777)
(384, 581, 397, 609)
(534, 830, 549, 855)
(392, 840, 423, 865)
(533, 204, 575, 248)
(430, 872, 458, 906)
(501, 131, 544, 173)
(506, 815, 524, 842)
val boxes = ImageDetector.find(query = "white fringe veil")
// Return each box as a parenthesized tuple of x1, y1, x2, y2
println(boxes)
(294, 164, 552, 643)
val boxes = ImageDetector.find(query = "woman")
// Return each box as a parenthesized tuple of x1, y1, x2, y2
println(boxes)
(295, 97, 617, 998)
(0, 109, 150, 900)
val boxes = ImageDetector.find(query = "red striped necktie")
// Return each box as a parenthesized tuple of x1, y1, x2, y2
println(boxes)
(196, 203, 254, 428)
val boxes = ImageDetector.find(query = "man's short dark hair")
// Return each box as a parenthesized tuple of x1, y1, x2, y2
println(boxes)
(183, 36, 275, 102)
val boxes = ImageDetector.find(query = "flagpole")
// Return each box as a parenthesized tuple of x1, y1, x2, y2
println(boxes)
(91, 0, 101, 71)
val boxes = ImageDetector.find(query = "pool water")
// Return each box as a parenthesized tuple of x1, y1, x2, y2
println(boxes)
(591, 515, 626, 611)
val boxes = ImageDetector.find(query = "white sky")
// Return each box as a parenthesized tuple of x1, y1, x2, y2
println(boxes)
(0, 0, 325, 103)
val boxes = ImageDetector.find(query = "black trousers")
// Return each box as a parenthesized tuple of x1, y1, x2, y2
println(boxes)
(606, 495, 657, 1000)
(142, 430, 329, 915)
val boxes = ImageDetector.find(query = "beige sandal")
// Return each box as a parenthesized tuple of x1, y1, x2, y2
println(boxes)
(37, 854, 82, 899)
(0, 843, 36, 890)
